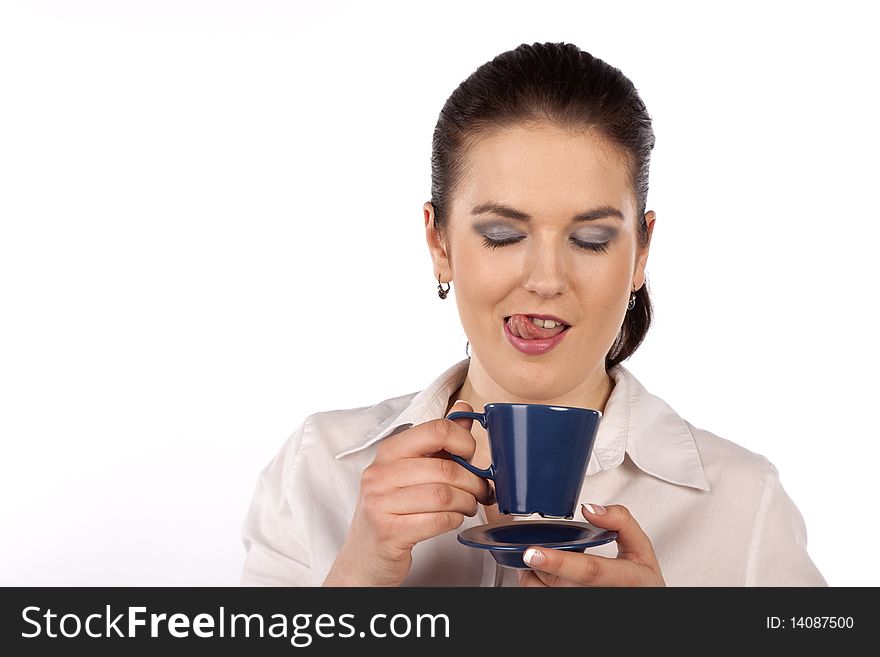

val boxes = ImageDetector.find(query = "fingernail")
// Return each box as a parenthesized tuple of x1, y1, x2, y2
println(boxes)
(583, 503, 606, 516)
(523, 548, 545, 567)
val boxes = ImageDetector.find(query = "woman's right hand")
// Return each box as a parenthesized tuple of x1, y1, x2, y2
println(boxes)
(322, 400, 494, 586)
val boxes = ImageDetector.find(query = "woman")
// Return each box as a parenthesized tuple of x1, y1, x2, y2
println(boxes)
(240, 42, 826, 587)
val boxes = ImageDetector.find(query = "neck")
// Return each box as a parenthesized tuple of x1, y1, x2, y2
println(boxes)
(445, 356, 615, 417)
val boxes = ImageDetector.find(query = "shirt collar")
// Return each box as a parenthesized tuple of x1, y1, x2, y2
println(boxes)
(334, 358, 710, 492)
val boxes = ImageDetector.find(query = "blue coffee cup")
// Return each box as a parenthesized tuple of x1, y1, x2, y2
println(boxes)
(445, 403, 602, 519)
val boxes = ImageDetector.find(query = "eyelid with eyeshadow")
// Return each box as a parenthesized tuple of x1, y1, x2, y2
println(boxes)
(475, 221, 615, 240)
(481, 228, 522, 240)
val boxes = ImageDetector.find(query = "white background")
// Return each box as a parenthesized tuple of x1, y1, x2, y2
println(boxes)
(1, 0, 877, 586)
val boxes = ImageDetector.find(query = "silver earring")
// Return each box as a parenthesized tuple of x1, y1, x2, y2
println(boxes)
(627, 291, 636, 310)
(465, 341, 470, 358)
(437, 275, 451, 300)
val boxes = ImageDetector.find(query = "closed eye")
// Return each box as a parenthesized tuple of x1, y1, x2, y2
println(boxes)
(571, 239, 610, 253)
(481, 235, 525, 249)
(480, 235, 609, 253)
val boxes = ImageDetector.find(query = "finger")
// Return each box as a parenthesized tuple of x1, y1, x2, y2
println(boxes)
(388, 511, 466, 545)
(517, 569, 548, 587)
(446, 399, 475, 432)
(440, 400, 492, 480)
(381, 482, 479, 517)
(371, 457, 494, 505)
(375, 402, 478, 463)
(580, 503, 659, 568)
(522, 547, 649, 587)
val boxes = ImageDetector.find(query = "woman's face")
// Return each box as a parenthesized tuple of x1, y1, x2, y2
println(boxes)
(425, 122, 655, 401)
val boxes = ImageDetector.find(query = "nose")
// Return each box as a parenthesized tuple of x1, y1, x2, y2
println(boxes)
(522, 236, 569, 298)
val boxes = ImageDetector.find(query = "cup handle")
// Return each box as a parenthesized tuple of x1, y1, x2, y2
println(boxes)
(444, 411, 495, 479)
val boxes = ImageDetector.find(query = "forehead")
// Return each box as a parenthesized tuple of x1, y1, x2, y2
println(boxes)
(455, 123, 636, 220)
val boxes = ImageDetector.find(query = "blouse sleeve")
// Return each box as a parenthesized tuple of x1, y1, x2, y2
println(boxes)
(746, 461, 827, 586)
(239, 419, 312, 586)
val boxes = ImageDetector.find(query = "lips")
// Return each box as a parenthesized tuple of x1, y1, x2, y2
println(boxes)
(505, 314, 569, 340)
(503, 315, 571, 355)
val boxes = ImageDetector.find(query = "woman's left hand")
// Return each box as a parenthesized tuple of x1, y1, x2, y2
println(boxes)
(517, 503, 666, 587)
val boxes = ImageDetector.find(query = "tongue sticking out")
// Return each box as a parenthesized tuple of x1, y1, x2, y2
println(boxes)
(506, 314, 567, 340)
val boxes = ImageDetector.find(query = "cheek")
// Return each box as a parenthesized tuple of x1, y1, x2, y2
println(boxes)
(569, 257, 633, 340)
(453, 242, 511, 299)
(574, 254, 631, 300)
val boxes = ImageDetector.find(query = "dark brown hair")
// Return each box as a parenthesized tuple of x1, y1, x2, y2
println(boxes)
(429, 41, 655, 370)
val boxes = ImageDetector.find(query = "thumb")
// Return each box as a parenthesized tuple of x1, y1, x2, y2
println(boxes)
(445, 399, 494, 503)
(443, 399, 484, 466)
(447, 399, 476, 432)
(580, 503, 659, 567)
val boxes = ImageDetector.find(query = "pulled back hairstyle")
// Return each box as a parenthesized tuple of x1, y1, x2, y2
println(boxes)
(429, 42, 655, 370)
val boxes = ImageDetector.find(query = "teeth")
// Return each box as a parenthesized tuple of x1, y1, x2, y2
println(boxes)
(529, 317, 563, 329)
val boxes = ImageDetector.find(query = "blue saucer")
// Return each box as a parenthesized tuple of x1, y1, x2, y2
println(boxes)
(458, 520, 618, 569)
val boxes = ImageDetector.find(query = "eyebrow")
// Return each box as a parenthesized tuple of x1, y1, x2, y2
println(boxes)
(470, 202, 625, 223)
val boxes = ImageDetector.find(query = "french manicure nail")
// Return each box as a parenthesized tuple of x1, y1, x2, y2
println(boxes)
(583, 503, 607, 515)
(523, 548, 545, 567)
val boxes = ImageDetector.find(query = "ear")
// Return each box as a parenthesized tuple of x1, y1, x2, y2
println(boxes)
(632, 210, 656, 291)
(424, 201, 452, 279)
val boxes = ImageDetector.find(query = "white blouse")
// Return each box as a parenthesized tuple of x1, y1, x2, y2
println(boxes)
(239, 358, 827, 587)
